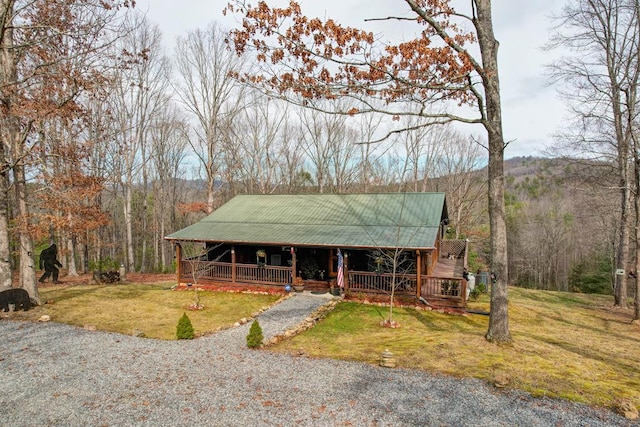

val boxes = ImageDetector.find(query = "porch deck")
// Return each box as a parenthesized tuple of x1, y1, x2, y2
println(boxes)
(178, 258, 468, 308)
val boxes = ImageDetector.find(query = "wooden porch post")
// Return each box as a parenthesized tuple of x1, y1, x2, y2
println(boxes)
(291, 247, 297, 282)
(176, 243, 182, 284)
(416, 250, 422, 298)
(231, 246, 236, 284)
(344, 253, 349, 292)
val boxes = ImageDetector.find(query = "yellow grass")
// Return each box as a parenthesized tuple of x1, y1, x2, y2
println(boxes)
(270, 287, 640, 411)
(9, 283, 282, 340)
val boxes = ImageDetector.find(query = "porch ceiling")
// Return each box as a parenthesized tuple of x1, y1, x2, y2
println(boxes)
(166, 193, 447, 250)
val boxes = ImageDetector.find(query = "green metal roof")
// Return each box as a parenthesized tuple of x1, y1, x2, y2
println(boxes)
(165, 193, 448, 250)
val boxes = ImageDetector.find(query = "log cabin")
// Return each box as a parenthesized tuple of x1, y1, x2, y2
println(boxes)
(165, 193, 469, 307)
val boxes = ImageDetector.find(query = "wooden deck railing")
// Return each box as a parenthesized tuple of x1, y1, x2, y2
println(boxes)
(179, 259, 466, 305)
(235, 263, 291, 284)
(181, 260, 233, 282)
(347, 271, 417, 295)
(420, 276, 466, 300)
(179, 260, 291, 285)
(347, 271, 465, 301)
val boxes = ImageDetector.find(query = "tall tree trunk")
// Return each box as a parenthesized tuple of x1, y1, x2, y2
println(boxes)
(634, 152, 640, 321)
(152, 203, 159, 271)
(632, 0, 640, 321)
(139, 136, 149, 273)
(613, 85, 630, 308)
(0, 0, 16, 290)
(66, 235, 77, 276)
(160, 210, 167, 270)
(81, 238, 88, 274)
(0, 143, 12, 290)
(140, 188, 147, 273)
(65, 212, 78, 276)
(615, 185, 630, 308)
(475, 0, 511, 343)
(125, 183, 135, 271)
(206, 154, 215, 214)
(14, 163, 39, 303)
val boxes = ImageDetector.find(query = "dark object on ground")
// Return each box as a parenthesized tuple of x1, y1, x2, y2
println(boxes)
(39, 244, 63, 283)
(0, 288, 31, 311)
(465, 309, 490, 316)
(94, 271, 121, 284)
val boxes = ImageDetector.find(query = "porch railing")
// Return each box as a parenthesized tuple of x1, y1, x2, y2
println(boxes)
(179, 260, 291, 285)
(347, 271, 417, 295)
(420, 276, 466, 300)
(235, 263, 291, 284)
(179, 259, 466, 303)
(181, 260, 232, 282)
(347, 271, 465, 301)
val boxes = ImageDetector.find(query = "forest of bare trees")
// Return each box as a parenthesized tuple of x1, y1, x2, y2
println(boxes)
(0, 5, 481, 274)
(1, 1, 638, 323)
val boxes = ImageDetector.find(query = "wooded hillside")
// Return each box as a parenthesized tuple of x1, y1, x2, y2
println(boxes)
(503, 156, 619, 294)
(0, 3, 630, 302)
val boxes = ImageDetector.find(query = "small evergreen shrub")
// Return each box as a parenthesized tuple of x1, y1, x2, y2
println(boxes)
(176, 312, 195, 340)
(246, 320, 263, 348)
(569, 257, 612, 294)
(469, 282, 486, 300)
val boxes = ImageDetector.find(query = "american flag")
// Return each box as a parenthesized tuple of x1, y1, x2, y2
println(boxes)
(337, 249, 344, 288)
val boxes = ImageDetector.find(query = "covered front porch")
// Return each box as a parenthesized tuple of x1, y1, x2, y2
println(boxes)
(175, 240, 469, 307)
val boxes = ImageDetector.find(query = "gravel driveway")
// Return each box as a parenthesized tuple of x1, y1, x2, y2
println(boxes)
(0, 293, 636, 426)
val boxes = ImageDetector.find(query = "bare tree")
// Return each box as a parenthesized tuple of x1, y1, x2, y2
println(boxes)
(149, 101, 189, 271)
(227, 0, 512, 342)
(173, 22, 246, 212)
(109, 13, 170, 272)
(355, 114, 386, 193)
(297, 101, 360, 194)
(436, 130, 487, 238)
(329, 125, 361, 193)
(395, 114, 444, 193)
(278, 119, 308, 193)
(232, 94, 288, 194)
(547, 0, 640, 307)
(297, 107, 338, 194)
(0, 0, 132, 301)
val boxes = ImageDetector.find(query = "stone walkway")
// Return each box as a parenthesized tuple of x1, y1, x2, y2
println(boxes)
(237, 290, 337, 345)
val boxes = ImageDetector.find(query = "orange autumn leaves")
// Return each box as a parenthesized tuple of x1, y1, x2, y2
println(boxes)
(32, 171, 109, 242)
(225, 0, 477, 109)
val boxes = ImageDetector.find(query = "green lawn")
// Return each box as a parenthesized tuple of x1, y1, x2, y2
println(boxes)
(10, 283, 283, 340)
(269, 287, 640, 412)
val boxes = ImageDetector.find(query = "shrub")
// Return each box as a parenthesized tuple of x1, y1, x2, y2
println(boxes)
(569, 256, 612, 295)
(176, 312, 195, 340)
(469, 282, 486, 300)
(300, 258, 319, 279)
(246, 319, 263, 348)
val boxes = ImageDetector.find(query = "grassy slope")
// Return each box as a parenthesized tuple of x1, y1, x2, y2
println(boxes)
(270, 287, 640, 410)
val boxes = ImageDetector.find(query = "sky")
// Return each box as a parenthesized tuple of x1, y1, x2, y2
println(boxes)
(135, 0, 566, 159)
